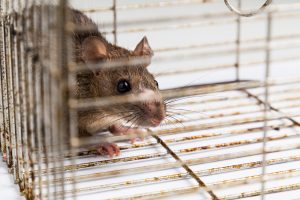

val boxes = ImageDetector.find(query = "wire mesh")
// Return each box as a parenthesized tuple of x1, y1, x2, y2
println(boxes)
(0, 0, 300, 200)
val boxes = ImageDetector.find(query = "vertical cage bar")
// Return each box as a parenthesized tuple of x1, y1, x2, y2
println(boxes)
(49, 3, 59, 198)
(46, 3, 62, 198)
(41, 2, 52, 199)
(17, 3, 30, 192)
(261, 12, 273, 200)
(26, 32, 37, 199)
(14, 2, 24, 186)
(56, 0, 71, 198)
(20, 1, 33, 197)
(68, 6, 78, 200)
(235, 0, 241, 81)
(113, 0, 118, 45)
(7, 10, 19, 181)
(2, 0, 13, 169)
(0, 0, 5, 155)
(11, 8, 23, 183)
(24, 3, 37, 198)
(31, 4, 44, 198)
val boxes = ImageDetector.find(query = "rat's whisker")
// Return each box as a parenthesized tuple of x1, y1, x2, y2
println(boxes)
(166, 114, 185, 128)
(167, 107, 208, 118)
(162, 117, 175, 128)
(101, 113, 135, 130)
(133, 105, 146, 115)
(160, 116, 170, 126)
(125, 116, 138, 132)
(165, 93, 229, 105)
(129, 117, 140, 130)
(166, 109, 193, 121)
(165, 96, 197, 104)
(84, 110, 134, 122)
(166, 109, 194, 126)
(164, 115, 180, 127)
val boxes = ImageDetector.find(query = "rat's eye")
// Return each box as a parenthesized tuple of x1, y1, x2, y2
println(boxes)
(155, 80, 159, 88)
(117, 79, 131, 93)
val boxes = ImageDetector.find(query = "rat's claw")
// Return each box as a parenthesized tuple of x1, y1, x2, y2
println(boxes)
(97, 142, 120, 157)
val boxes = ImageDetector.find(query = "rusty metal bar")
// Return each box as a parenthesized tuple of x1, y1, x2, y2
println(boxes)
(33, 116, 295, 162)
(32, 137, 300, 178)
(108, 177, 300, 200)
(26, 3, 39, 198)
(7, 10, 19, 182)
(45, 168, 300, 198)
(36, 110, 296, 161)
(20, 1, 33, 197)
(14, 0, 25, 190)
(12, 4, 23, 184)
(68, 116, 295, 153)
(45, 154, 300, 187)
(220, 183, 300, 200)
(44, 165, 300, 198)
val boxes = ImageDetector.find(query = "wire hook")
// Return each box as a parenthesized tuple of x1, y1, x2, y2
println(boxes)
(224, 0, 272, 17)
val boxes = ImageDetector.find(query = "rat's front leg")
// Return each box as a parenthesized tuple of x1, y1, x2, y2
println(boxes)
(108, 125, 146, 143)
(95, 125, 145, 157)
(82, 115, 145, 157)
(81, 130, 121, 157)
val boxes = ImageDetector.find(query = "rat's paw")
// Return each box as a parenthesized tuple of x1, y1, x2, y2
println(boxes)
(109, 125, 146, 143)
(97, 142, 120, 158)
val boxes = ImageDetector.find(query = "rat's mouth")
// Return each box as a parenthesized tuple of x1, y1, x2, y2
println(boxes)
(149, 118, 163, 126)
(123, 114, 163, 128)
(139, 116, 164, 127)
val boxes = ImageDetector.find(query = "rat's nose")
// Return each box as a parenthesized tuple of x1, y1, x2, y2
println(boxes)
(144, 101, 165, 126)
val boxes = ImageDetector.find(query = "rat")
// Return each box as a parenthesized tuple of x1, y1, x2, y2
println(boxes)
(71, 9, 166, 157)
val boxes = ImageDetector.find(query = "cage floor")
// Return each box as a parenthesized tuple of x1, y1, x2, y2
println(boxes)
(27, 80, 300, 200)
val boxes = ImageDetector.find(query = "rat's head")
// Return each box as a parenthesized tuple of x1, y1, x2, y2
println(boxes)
(81, 36, 166, 127)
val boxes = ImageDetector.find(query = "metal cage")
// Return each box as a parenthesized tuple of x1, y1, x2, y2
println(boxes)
(0, 0, 300, 199)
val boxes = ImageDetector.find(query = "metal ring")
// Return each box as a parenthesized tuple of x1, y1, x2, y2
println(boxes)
(224, 0, 272, 17)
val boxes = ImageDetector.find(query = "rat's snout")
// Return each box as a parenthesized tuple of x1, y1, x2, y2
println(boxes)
(136, 89, 166, 127)
(143, 101, 166, 127)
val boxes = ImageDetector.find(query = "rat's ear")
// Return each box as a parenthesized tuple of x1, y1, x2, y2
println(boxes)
(82, 36, 108, 63)
(133, 36, 153, 57)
